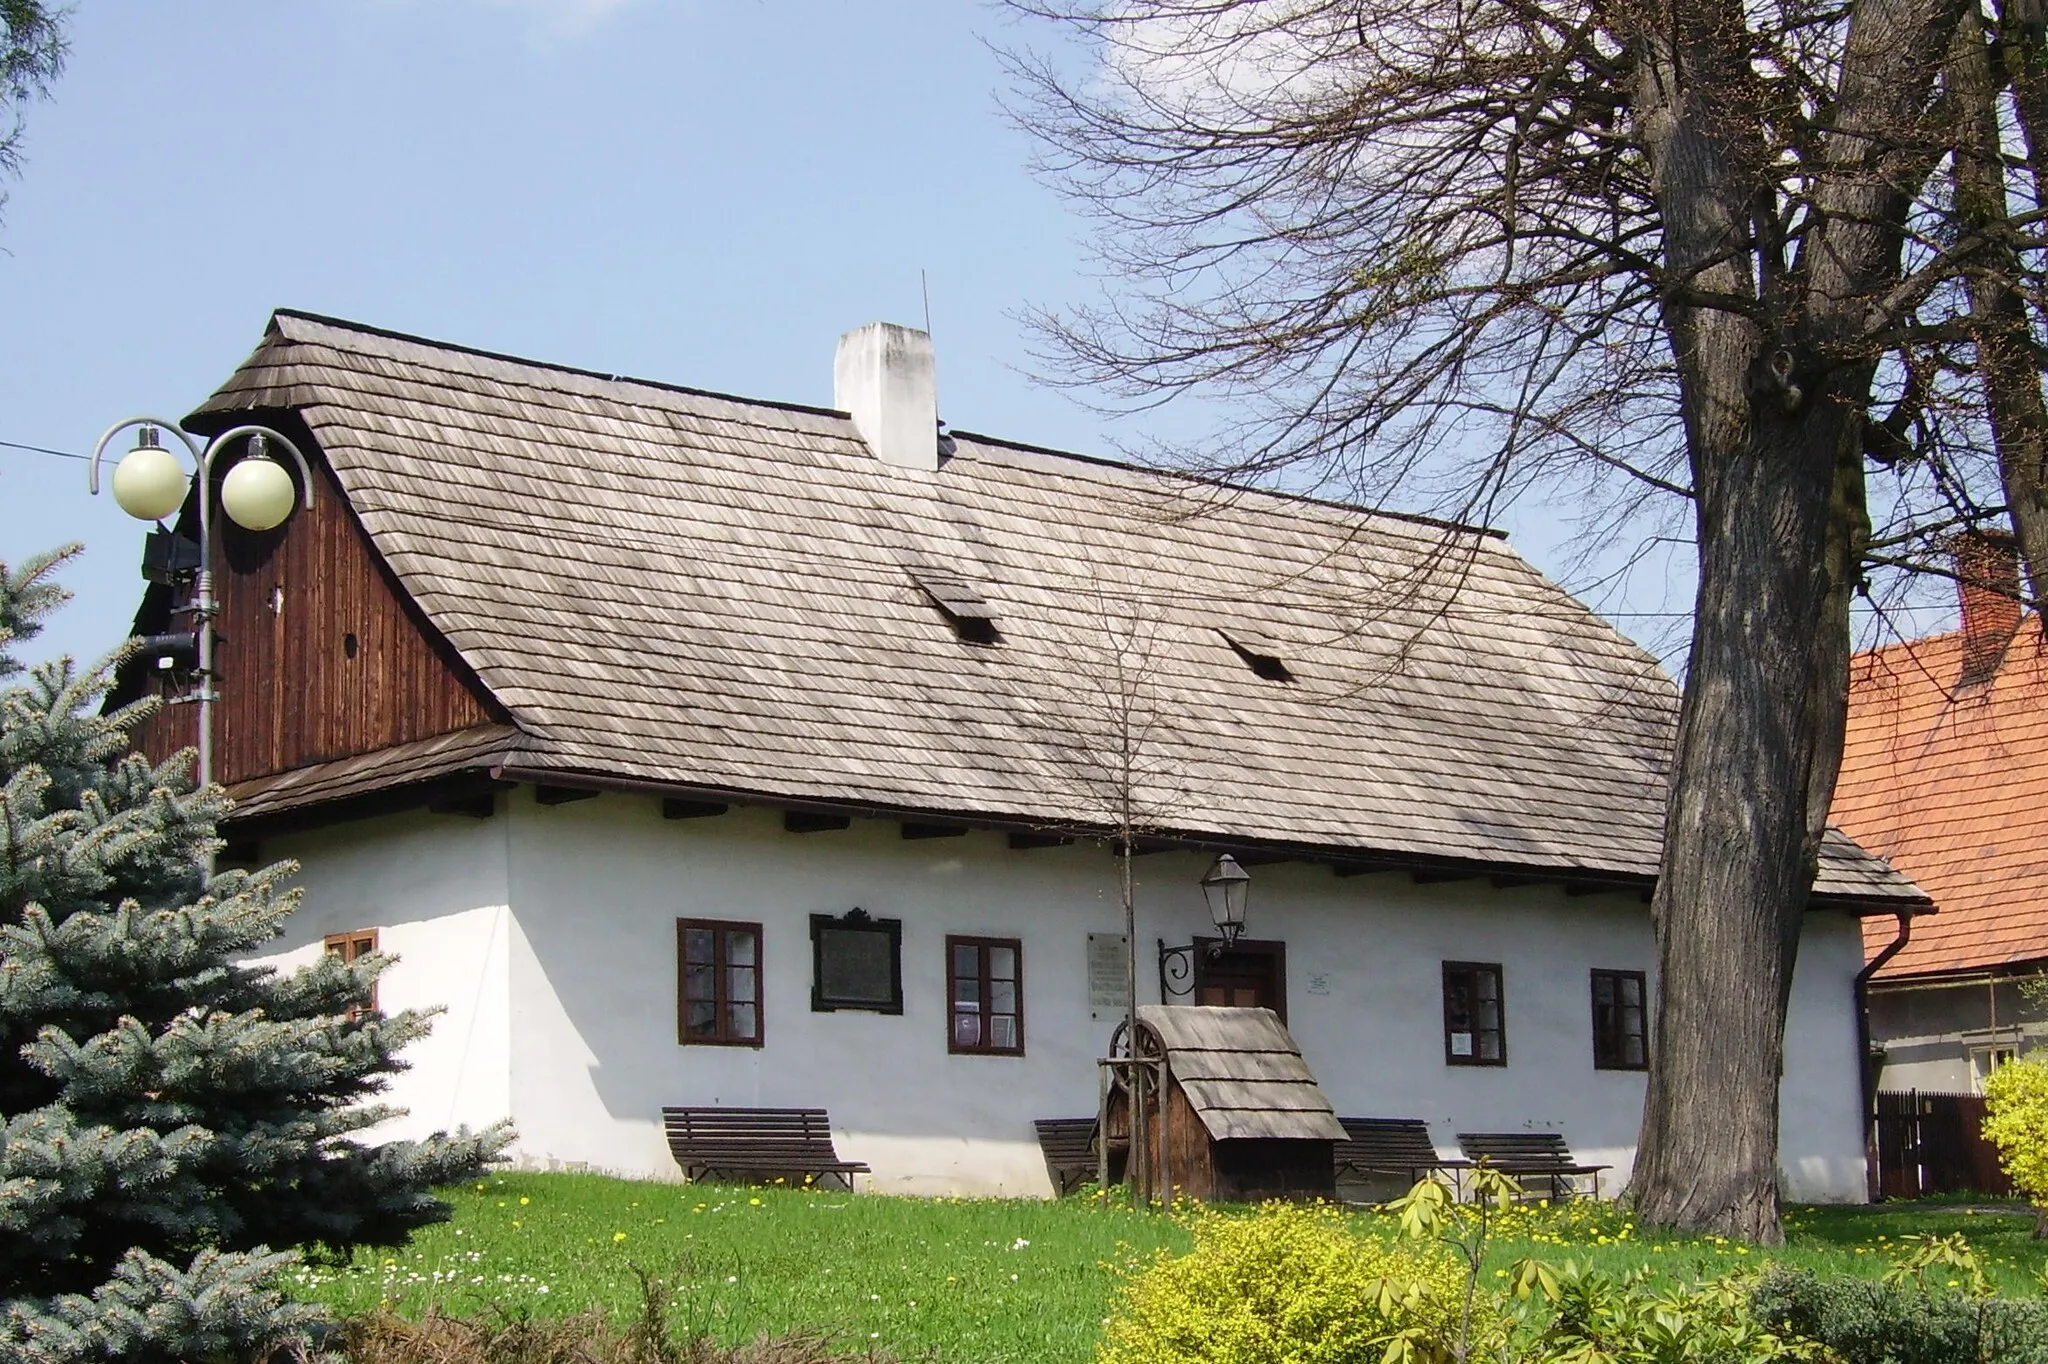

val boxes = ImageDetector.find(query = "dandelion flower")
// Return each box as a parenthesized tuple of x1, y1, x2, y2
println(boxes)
(613, 1232, 627, 1243)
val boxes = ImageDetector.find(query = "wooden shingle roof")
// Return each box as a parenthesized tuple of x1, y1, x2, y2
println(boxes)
(188, 310, 1917, 905)
(1136, 1005, 1347, 1142)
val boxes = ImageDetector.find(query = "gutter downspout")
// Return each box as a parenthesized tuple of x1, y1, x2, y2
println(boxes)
(1856, 911, 1914, 1199)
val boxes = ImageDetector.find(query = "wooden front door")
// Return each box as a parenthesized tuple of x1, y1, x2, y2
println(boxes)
(1194, 939, 1287, 1022)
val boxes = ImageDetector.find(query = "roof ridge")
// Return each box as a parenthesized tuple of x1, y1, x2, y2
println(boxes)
(269, 307, 849, 421)
(269, 307, 1504, 542)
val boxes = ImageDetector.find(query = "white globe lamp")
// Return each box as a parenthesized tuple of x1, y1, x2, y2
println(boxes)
(109, 430, 190, 522)
(221, 452, 299, 531)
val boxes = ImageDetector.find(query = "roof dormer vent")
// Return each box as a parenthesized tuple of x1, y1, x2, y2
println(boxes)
(913, 571, 999, 645)
(1219, 630, 1294, 683)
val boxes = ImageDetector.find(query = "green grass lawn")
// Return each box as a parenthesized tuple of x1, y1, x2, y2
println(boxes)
(287, 1174, 2048, 1363)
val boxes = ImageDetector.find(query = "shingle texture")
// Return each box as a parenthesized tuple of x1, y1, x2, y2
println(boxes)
(226, 724, 525, 822)
(1837, 625, 2048, 976)
(193, 311, 1914, 903)
(1137, 1005, 1348, 1142)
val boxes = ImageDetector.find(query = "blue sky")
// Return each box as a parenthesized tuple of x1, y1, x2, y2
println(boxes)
(1, 0, 1700, 669)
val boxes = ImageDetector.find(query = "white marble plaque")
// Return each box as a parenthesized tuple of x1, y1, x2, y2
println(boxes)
(1087, 932, 1130, 1020)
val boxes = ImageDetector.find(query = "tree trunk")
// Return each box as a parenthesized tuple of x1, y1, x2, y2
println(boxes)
(1632, 409, 1858, 1243)
(1626, 0, 1951, 1241)
(1949, 5, 2048, 607)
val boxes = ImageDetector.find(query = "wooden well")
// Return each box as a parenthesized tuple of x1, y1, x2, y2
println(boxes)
(1104, 1004, 1342, 1203)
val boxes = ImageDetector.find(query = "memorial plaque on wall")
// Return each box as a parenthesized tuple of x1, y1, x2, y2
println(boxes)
(1087, 932, 1130, 1021)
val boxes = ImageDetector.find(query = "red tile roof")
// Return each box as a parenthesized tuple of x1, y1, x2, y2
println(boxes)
(1837, 623, 2048, 978)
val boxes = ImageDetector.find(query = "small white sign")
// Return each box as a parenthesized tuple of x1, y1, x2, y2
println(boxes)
(1450, 1032, 1474, 1056)
(1087, 933, 1130, 1020)
(1306, 972, 1331, 996)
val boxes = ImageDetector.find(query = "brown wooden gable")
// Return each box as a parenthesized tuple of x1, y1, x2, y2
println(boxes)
(125, 420, 502, 787)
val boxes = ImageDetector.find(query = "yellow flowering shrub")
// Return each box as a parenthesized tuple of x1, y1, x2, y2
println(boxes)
(1097, 1201, 1474, 1364)
(1982, 1055, 2048, 1207)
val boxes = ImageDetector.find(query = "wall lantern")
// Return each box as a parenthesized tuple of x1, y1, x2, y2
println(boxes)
(1158, 853, 1255, 1000)
(1200, 853, 1252, 948)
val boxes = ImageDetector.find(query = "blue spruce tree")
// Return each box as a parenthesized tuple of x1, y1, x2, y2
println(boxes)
(0, 547, 511, 1362)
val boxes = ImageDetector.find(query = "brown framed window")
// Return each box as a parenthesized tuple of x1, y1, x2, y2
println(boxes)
(324, 929, 379, 1020)
(677, 919, 763, 1047)
(948, 936, 1023, 1056)
(1591, 969, 1649, 1070)
(1442, 961, 1505, 1066)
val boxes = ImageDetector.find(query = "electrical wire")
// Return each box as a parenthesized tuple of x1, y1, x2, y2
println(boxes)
(0, 437, 89, 461)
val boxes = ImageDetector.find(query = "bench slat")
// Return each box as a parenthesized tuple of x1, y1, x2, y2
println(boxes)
(1456, 1132, 1608, 1199)
(662, 1106, 869, 1189)
(1333, 1117, 1469, 1186)
(1034, 1118, 1099, 1196)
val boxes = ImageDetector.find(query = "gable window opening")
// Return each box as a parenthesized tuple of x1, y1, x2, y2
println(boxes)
(1218, 631, 1294, 683)
(324, 929, 380, 1021)
(1591, 968, 1649, 1070)
(811, 909, 905, 1013)
(949, 936, 1024, 1055)
(677, 919, 762, 1047)
(911, 572, 1000, 646)
(1442, 961, 1505, 1066)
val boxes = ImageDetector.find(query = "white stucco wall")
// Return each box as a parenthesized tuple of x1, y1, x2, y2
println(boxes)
(261, 788, 1872, 1202)
(247, 807, 513, 1144)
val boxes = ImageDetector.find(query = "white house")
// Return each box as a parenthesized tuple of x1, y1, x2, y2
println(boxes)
(117, 311, 1924, 1202)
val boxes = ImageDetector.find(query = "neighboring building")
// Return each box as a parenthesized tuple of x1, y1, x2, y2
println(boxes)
(1836, 537, 2048, 1095)
(115, 310, 1922, 1200)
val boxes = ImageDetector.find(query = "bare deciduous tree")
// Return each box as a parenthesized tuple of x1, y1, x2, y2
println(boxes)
(1003, 0, 2038, 1240)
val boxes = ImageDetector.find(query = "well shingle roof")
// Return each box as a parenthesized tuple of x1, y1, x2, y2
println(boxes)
(191, 310, 1915, 904)
(1136, 1005, 1348, 1142)
(1837, 626, 2048, 975)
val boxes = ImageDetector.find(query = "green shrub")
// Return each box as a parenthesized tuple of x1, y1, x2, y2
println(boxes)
(1097, 1201, 1471, 1364)
(1750, 1266, 2048, 1364)
(1985, 1057, 2048, 1218)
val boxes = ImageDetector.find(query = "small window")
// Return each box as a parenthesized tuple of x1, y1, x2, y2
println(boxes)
(1442, 961, 1505, 1066)
(677, 919, 763, 1046)
(1591, 969, 1649, 1070)
(811, 909, 904, 1013)
(1972, 1045, 2019, 1093)
(949, 936, 1024, 1055)
(912, 572, 1000, 644)
(324, 929, 380, 1020)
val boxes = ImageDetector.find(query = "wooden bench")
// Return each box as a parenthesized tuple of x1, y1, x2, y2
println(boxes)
(1457, 1132, 1609, 1200)
(1333, 1117, 1469, 1189)
(661, 1107, 871, 1190)
(1034, 1118, 1100, 1196)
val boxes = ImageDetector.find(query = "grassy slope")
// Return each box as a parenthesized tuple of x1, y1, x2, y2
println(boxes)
(288, 1174, 2048, 1364)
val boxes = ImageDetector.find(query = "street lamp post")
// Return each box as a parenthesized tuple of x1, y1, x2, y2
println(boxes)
(89, 417, 316, 792)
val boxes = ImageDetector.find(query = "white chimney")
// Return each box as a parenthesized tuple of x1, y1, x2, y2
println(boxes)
(834, 322, 940, 472)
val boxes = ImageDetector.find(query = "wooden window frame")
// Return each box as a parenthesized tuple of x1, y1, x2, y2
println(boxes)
(1590, 968, 1650, 1071)
(810, 909, 904, 1014)
(1442, 961, 1506, 1067)
(1192, 937, 1289, 1023)
(947, 935, 1025, 1057)
(324, 928, 380, 1019)
(676, 918, 764, 1048)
